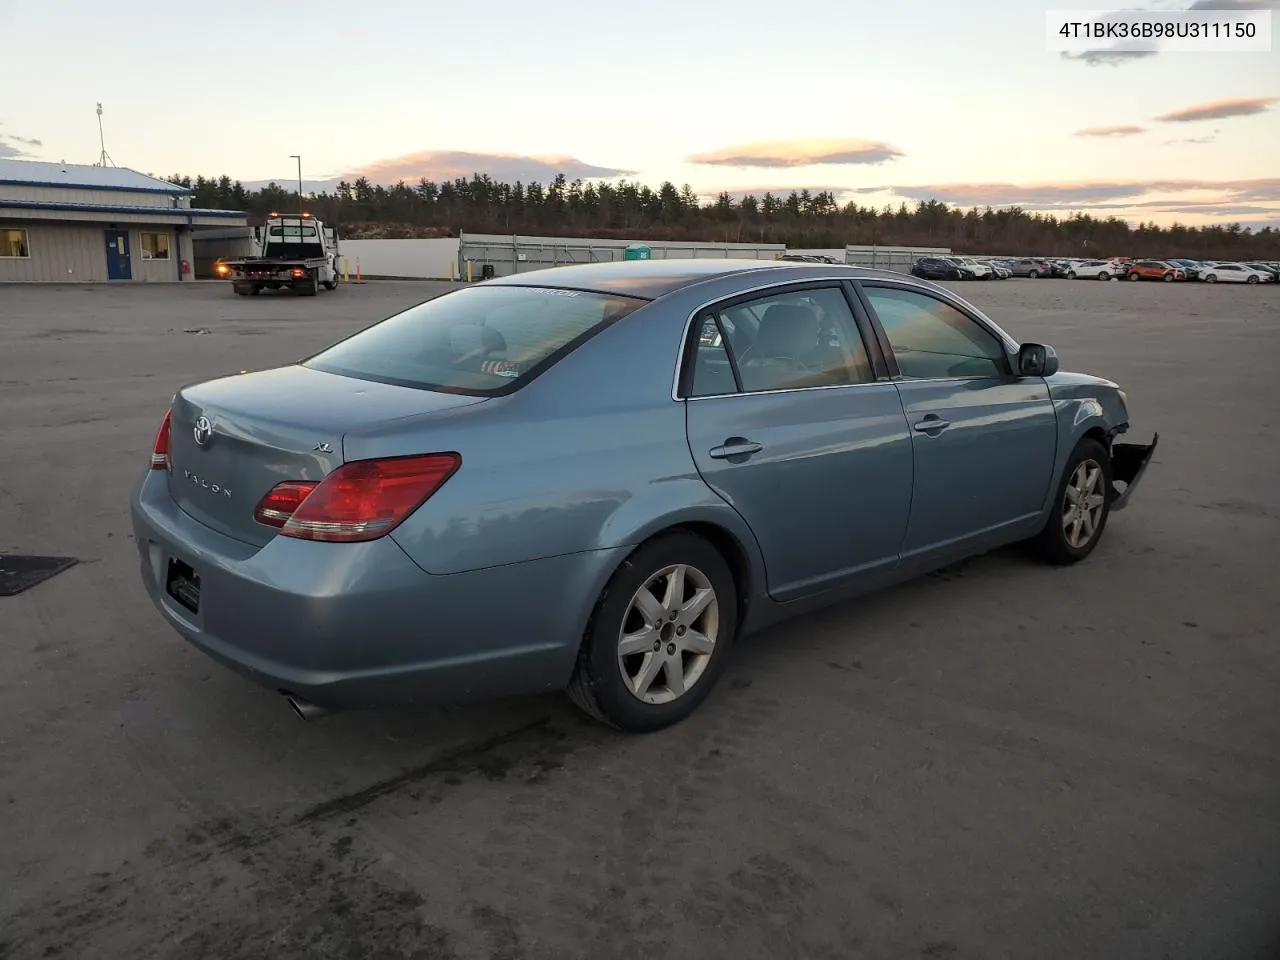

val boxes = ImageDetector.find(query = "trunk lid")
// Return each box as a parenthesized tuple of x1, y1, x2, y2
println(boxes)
(167, 364, 484, 547)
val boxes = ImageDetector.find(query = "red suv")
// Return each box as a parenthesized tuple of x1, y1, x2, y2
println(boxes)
(1127, 260, 1185, 282)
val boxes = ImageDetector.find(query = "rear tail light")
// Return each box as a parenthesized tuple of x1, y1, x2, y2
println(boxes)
(290, 267, 305, 278)
(253, 453, 461, 543)
(253, 481, 319, 526)
(151, 409, 172, 470)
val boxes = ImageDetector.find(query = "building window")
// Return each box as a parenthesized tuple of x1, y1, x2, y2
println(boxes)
(1, 228, 30, 258)
(141, 232, 171, 260)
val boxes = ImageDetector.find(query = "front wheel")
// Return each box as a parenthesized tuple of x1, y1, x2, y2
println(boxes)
(567, 532, 737, 732)
(1028, 270, 1039, 278)
(1028, 438, 1113, 566)
(1247, 275, 1259, 284)
(1163, 273, 1175, 282)
(1068, 271, 1077, 280)
(1205, 274, 1218, 283)
(1128, 272, 1140, 281)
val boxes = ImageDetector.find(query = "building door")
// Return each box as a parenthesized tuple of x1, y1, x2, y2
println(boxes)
(105, 230, 132, 280)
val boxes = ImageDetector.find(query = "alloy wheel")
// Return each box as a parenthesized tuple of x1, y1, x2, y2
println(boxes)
(617, 564, 719, 705)
(1062, 460, 1106, 550)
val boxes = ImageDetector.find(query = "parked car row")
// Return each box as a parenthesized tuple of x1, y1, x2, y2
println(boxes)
(912, 255, 1279, 284)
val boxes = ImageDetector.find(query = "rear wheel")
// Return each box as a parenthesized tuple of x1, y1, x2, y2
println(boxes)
(1028, 269, 1039, 278)
(1028, 438, 1113, 566)
(567, 532, 737, 732)
(1128, 272, 1140, 281)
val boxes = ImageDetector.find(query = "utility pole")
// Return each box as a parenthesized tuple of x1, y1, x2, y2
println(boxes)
(289, 155, 303, 214)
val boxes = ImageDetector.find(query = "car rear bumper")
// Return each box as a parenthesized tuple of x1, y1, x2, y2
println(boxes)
(131, 471, 618, 710)
(1109, 432, 1159, 512)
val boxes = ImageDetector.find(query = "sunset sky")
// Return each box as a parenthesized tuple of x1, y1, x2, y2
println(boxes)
(3, 0, 1277, 228)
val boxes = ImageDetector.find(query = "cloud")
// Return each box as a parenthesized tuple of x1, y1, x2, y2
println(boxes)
(0, 124, 42, 159)
(345, 150, 635, 185)
(1060, 48, 1159, 66)
(1150, 203, 1279, 215)
(858, 178, 1280, 207)
(1185, 0, 1277, 10)
(1074, 124, 1147, 137)
(687, 139, 904, 168)
(1154, 96, 1280, 122)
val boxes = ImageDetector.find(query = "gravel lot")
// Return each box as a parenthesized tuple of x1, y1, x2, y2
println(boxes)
(2, 276, 1278, 960)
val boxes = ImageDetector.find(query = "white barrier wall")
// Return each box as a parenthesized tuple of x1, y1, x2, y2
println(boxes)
(337, 238, 461, 280)
(785, 249, 848, 260)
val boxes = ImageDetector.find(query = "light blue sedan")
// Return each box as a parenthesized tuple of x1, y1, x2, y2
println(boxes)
(131, 260, 1158, 732)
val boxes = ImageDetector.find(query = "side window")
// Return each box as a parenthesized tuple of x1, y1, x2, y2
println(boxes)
(687, 286, 875, 396)
(862, 286, 1008, 380)
(690, 315, 739, 397)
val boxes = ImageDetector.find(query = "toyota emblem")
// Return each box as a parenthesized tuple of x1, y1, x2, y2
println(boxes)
(193, 416, 213, 446)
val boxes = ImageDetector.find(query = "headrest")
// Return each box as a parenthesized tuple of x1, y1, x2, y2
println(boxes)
(752, 304, 818, 358)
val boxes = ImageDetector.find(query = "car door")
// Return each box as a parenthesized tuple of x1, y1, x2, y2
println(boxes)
(681, 282, 914, 602)
(854, 281, 1058, 565)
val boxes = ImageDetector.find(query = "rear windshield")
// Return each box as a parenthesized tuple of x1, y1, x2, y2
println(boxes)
(304, 284, 646, 395)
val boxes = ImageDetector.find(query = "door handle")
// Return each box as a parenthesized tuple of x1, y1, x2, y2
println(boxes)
(913, 415, 951, 433)
(709, 439, 764, 460)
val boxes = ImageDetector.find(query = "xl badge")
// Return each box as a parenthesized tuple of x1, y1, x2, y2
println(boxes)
(193, 416, 213, 447)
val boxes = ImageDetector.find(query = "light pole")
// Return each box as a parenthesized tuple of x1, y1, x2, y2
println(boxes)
(289, 154, 303, 215)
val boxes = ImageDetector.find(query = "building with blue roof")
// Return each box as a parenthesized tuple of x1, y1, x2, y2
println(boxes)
(0, 158, 247, 282)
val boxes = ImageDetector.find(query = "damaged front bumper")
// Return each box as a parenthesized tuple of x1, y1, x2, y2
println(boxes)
(1109, 431, 1159, 512)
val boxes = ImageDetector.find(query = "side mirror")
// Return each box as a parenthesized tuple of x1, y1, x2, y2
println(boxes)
(1018, 342, 1059, 377)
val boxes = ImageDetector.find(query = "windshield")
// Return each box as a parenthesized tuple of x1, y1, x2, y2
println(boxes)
(305, 284, 646, 395)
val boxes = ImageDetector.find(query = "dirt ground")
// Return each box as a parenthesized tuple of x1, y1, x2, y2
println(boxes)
(1, 276, 1278, 960)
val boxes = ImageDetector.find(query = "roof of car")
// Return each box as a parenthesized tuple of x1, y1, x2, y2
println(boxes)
(480, 258, 909, 299)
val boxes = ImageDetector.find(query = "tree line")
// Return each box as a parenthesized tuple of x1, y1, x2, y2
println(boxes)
(163, 172, 1280, 260)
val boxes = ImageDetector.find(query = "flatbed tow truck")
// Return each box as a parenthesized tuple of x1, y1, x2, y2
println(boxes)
(216, 212, 340, 296)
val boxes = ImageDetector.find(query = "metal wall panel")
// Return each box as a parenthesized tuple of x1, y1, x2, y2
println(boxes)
(0, 183, 186, 208)
(457, 233, 786, 278)
(0, 222, 182, 282)
(0, 223, 106, 281)
(844, 244, 952, 275)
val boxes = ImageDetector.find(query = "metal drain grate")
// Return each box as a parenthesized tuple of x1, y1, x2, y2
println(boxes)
(0, 555, 79, 597)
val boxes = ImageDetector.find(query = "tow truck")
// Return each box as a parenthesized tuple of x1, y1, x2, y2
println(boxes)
(216, 212, 341, 296)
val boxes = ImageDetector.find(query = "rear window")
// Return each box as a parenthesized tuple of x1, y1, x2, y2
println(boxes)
(304, 284, 646, 395)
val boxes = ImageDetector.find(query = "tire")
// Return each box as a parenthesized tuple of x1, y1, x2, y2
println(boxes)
(1028, 270, 1039, 278)
(1163, 273, 1174, 282)
(1067, 271, 1077, 279)
(1247, 275, 1259, 284)
(566, 532, 738, 732)
(1097, 272, 1109, 281)
(323, 277, 339, 291)
(294, 274, 319, 297)
(1028, 438, 1113, 566)
(1205, 274, 1217, 283)
(1128, 272, 1140, 281)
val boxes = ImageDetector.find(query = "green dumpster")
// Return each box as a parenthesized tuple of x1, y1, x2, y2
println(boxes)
(624, 244, 652, 261)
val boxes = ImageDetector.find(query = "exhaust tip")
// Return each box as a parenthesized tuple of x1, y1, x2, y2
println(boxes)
(284, 693, 331, 722)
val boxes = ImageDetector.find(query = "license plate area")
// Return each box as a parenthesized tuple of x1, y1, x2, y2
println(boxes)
(166, 556, 201, 614)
